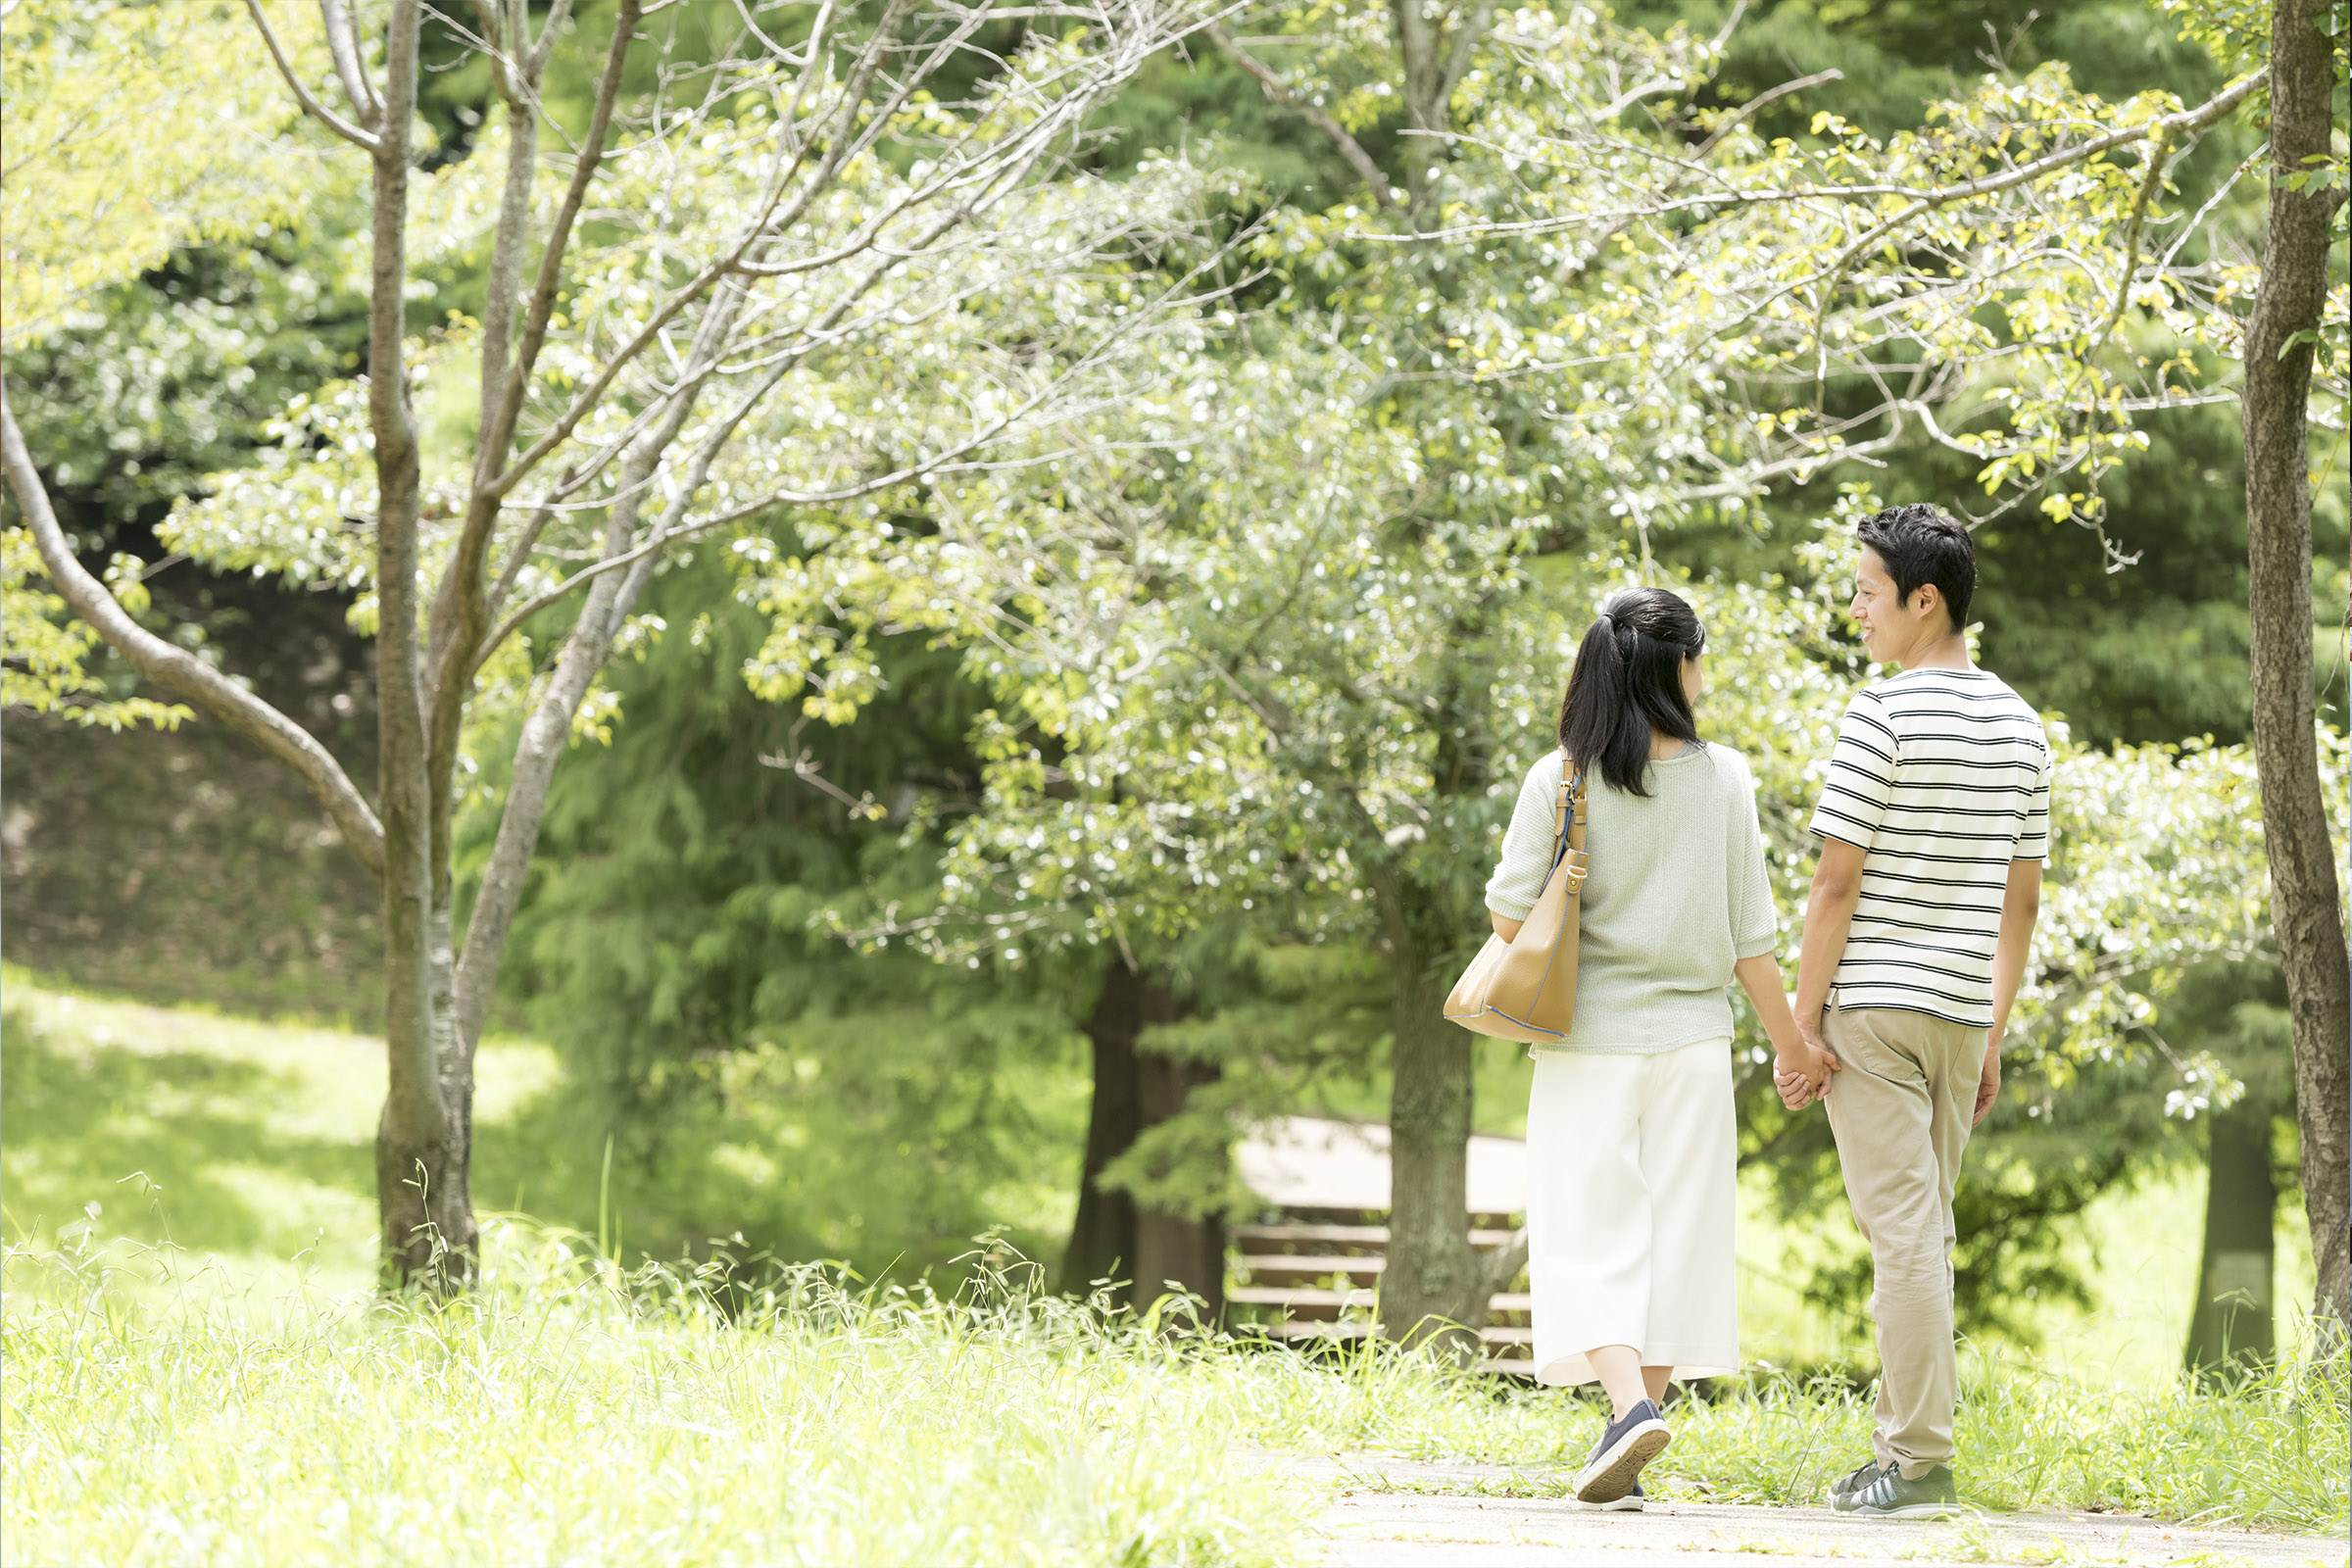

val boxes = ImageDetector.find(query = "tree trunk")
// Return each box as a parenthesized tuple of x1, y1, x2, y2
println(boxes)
(1380, 963, 1482, 1353)
(1054, 959, 1222, 1315)
(2184, 1096, 2278, 1378)
(1059, 961, 1147, 1298)
(2242, 0, 2351, 1338)
(367, 0, 470, 1292)
(1134, 1046, 1226, 1320)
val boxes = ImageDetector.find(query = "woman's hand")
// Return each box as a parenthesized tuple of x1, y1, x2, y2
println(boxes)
(1773, 1041, 1834, 1109)
(1735, 955, 1834, 1108)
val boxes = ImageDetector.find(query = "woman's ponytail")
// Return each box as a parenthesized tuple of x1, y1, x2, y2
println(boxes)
(1555, 588, 1706, 797)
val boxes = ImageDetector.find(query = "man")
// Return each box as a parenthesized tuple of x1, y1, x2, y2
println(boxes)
(1792, 503, 2050, 1520)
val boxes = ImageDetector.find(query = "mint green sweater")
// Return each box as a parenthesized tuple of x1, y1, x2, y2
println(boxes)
(1483, 743, 1780, 1054)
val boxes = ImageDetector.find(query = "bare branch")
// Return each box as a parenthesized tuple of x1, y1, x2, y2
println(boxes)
(316, 0, 383, 127)
(484, 0, 644, 481)
(243, 0, 382, 151)
(1, 392, 386, 879)
(528, 0, 577, 74)
(1208, 23, 1396, 208)
(1478, 1227, 1530, 1299)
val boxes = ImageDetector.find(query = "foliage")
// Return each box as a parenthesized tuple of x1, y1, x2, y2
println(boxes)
(0, 0, 349, 352)
(485, 564, 1091, 1272)
(0, 0, 367, 730)
(0, 529, 188, 729)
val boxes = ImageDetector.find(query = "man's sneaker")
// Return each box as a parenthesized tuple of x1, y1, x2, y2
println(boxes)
(1572, 1398, 1670, 1504)
(1840, 1462, 1962, 1520)
(1828, 1457, 1887, 1507)
(1584, 1481, 1644, 1512)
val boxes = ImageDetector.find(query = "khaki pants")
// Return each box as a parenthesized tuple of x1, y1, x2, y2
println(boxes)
(1823, 1005, 1988, 1478)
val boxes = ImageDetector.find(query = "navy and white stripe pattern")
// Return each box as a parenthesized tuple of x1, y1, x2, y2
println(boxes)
(1807, 667, 2051, 1028)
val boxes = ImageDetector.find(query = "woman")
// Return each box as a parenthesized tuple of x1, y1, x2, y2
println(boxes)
(1484, 587, 1825, 1509)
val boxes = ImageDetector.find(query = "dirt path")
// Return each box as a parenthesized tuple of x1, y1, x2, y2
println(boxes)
(1293, 1458, 2349, 1568)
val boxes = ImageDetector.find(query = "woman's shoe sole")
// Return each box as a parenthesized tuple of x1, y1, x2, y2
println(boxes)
(1572, 1423, 1669, 1504)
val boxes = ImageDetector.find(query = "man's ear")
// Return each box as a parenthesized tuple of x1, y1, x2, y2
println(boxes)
(1910, 582, 1942, 624)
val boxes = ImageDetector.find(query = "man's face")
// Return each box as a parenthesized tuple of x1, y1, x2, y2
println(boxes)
(1848, 546, 1932, 662)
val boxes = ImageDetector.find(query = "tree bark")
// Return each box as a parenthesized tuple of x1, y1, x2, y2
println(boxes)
(1379, 953, 1483, 1353)
(1134, 1045, 1226, 1320)
(1054, 959, 1223, 1315)
(1059, 961, 1147, 1298)
(2184, 1095, 2278, 1378)
(366, 0, 471, 1291)
(2241, 0, 2351, 1339)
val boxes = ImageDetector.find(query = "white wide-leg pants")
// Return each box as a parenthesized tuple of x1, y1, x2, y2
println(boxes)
(1527, 1036, 1740, 1387)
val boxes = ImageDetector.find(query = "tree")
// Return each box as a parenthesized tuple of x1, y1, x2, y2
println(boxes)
(2235, 0, 2350, 1337)
(2164, 960, 2296, 1377)
(3, 0, 1217, 1288)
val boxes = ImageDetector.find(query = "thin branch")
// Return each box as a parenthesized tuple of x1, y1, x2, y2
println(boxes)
(1208, 23, 1396, 208)
(1692, 68, 1840, 158)
(316, 0, 383, 127)
(2079, 129, 2175, 368)
(528, 0, 577, 74)
(1811, 70, 2266, 297)
(1435, 0, 1499, 110)
(243, 0, 382, 151)
(1396, 66, 2269, 246)
(760, 751, 884, 816)
(1, 392, 386, 879)
(483, 0, 643, 485)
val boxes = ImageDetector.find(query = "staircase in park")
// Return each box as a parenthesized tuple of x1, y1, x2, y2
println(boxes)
(1226, 1117, 1537, 1377)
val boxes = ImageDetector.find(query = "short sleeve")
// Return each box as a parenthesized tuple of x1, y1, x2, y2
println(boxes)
(2014, 733, 2052, 862)
(1729, 759, 1779, 959)
(1484, 755, 1565, 922)
(1808, 691, 1895, 849)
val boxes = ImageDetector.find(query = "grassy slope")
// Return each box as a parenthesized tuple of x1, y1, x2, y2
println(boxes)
(3, 979, 2344, 1562)
(1, 974, 2320, 1374)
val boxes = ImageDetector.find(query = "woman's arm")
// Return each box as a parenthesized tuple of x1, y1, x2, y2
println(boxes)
(1735, 952, 1833, 1106)
(1734, 954, 1803, 1058)
(1491, 910, 1524, 943)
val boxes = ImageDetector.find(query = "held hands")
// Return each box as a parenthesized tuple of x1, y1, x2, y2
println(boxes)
(1773, 1012, 1839, 1110)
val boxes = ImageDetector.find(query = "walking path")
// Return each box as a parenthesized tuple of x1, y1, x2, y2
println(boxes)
(1294, 1457, 2350, 1568)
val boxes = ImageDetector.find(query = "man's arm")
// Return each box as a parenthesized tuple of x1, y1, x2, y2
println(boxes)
(1794, 837, 1868, 1050)
(1975, 857, 2042, 1126)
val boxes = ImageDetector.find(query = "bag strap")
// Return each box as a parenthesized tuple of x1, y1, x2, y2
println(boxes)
(1552, 749, 1588, 864)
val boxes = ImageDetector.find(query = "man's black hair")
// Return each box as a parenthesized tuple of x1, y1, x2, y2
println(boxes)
(1857, 503, 1975, 632)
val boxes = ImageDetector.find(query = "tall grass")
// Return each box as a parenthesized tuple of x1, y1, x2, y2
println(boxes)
(6, 1223, 2343, 1568)
(1, 1225, 1314, 1568)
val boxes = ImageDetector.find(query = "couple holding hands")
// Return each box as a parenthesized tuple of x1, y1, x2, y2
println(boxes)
(1483, 504, 2051, 1517)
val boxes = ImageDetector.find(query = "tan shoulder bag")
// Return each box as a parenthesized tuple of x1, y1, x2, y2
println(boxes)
(1443, 754, 1588, 1044)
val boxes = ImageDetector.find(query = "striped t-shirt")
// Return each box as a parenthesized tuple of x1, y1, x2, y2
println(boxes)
(1806, 666, 2052, 1028)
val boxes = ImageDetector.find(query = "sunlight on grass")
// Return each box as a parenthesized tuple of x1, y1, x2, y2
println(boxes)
(1, 1227, 1317, 1568)
(0, 974, 557, 1294)
(4, 1223, 2343, 1568)
(4, 976, 2345, 1562)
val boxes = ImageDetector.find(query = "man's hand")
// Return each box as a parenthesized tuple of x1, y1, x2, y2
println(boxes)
(1773, 1036, 1838, 1110)
(1972, 1042, 2001, 1127)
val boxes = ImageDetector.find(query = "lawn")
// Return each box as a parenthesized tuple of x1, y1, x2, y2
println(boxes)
(3, 977, 2345, 1565)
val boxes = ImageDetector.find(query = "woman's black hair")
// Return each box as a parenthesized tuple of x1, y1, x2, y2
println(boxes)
(1555, 587, 1705, 797)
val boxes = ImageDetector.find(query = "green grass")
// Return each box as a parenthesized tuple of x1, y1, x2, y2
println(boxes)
(5, 1226, 2344, 1568)
(4, 976, 2346, 1562)
(1, 1230, 1315, 1568)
